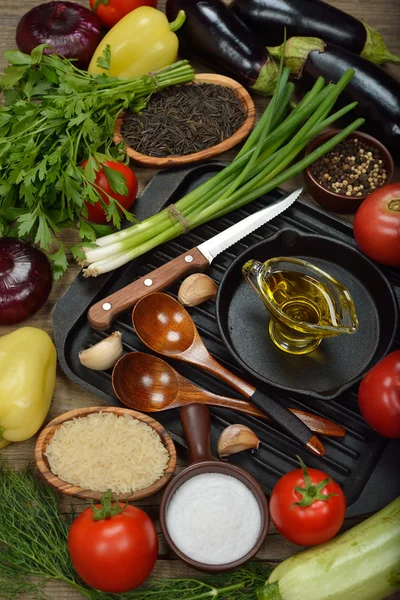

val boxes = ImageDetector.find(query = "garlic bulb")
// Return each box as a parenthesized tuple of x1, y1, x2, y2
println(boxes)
(79, 331, 123, 371)
(178, 273, 218, 307)
(217, 424, 260, 459)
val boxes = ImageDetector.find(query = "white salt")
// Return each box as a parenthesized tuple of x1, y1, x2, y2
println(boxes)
(166, 472, 262, 565)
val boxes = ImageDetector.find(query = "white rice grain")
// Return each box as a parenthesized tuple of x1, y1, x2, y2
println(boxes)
(45, 412, 169, 494)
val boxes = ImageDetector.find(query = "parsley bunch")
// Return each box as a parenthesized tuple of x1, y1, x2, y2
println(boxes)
(0, 45, 194, 278)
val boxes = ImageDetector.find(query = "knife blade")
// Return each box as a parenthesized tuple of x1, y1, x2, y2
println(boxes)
(88, 188, 302, 329)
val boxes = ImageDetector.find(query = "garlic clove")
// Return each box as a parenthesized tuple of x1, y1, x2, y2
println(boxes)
(217, 424, 260, 459)
(79, 331, 123, 371)
(178, 273, 218, 307)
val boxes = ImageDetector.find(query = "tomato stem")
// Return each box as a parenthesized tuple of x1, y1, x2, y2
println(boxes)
(291, 456, 338, 508)
(389, 198, 400, 212)
(92, 0, 109, 11)
(90, 489, 127, 521)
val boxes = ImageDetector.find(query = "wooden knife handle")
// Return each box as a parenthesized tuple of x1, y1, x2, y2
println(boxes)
(88, 247, 209, 330)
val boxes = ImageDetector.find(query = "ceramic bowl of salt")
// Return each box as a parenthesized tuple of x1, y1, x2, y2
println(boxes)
(159, 403, 269, 572)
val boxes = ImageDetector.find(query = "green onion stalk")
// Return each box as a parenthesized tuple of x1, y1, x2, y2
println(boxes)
(81, 67, 364, 276)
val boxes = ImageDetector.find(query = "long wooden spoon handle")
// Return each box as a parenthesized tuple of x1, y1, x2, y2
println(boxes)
(211, 397, 345, 437)
(88, 247, 209, 329)
(250, 390, 325, 456)
(289, 409, 345, 437)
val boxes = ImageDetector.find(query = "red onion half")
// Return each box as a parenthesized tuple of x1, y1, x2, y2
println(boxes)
(16, 2, 102, 68)
(0, 239, 53, 326)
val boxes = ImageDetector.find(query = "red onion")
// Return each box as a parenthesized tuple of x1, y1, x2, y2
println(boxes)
(16, 2, 102, 68)
(0, 239, 53, 326)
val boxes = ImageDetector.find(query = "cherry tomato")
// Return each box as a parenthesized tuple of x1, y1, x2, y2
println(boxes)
(358, 350, 400, 439)
(68, 492, 158, 593)
(353, 183, 400, 267)
(82, 159, 138, 225)
(90, 0, 158, 29)
(269, 457, 346, 547)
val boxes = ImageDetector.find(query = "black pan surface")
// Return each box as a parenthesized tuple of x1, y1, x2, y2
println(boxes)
(217, 228, 398, 400)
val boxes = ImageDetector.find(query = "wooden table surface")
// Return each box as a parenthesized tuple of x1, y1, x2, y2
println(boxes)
(0, 0, 399, 598)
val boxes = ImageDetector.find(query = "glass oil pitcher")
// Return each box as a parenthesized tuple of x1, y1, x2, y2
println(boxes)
(242, 257, 359, 355)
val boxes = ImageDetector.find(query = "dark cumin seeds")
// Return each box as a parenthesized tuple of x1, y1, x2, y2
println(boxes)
(121, 83, 246, 158)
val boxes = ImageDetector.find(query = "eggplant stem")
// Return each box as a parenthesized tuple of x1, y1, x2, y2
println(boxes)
(362, 23, 400, 65)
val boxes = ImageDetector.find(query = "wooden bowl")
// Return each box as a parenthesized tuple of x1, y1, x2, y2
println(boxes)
(304, 130, 394, 214)
(34, 406, 176, 501)
(113, 73, 256, 168)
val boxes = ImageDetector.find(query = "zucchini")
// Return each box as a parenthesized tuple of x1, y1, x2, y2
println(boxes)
(257, 496, 400, 600)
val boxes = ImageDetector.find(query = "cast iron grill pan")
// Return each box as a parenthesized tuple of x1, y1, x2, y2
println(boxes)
(52, 162, 400, 517)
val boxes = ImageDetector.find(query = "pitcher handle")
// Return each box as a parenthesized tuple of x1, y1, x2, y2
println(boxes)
(242, 259, 264, 296)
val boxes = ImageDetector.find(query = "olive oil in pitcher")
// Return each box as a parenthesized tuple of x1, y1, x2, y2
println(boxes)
(243, 257, 359, 355)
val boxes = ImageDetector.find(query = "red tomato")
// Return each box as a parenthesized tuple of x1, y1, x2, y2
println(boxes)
(90, 0, 157, 28)
(82, 159, 138, 225)
(269, 458, 346, 547)
(358, 350, 400, 438)
(68, 497, 158, 593)
(353, 183, 400, 267)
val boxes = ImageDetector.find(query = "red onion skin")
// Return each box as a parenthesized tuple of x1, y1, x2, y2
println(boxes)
(16, 2, 102, 68)
(0, 239, 53, 326)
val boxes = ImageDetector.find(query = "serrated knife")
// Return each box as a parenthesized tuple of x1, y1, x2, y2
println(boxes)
(88, 188, 302, 330)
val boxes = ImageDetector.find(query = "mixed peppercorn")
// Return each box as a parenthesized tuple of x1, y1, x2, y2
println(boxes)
(311, 138, 387, 196)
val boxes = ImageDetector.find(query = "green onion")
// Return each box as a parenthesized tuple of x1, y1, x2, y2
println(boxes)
(82, 68, 363, 277)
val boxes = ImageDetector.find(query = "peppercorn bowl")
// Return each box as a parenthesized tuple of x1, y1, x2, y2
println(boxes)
(304, 130, 394, 213)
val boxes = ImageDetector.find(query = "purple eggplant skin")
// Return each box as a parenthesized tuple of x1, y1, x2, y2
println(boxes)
(271, 40, 400, 160)
(165, 0, 278, 95)
(230, 0, 400, 65)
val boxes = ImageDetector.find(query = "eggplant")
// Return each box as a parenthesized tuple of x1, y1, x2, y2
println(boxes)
(165, 0, 279, 95)
(268, 38, 400, 160)
(230, 0, 400, 66)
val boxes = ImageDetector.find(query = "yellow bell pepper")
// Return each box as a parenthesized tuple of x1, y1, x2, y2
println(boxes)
(0, 327, 57, 448)
(88, 7, 186, 79)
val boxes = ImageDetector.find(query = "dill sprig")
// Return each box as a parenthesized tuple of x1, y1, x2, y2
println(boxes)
(0, 463, 272, 600)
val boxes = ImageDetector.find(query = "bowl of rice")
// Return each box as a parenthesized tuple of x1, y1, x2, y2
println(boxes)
(34, 406, 176, 501)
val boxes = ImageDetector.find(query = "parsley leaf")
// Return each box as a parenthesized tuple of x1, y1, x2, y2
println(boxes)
(0, 65, 29, 88)
(103, 164, 128, 196)
(3, 50, 32, 65)
(96, 44, 111, 73)
(48, 245, 68, 281)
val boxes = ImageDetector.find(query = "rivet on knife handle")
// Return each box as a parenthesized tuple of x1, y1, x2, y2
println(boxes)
(87, 248, 209, 330)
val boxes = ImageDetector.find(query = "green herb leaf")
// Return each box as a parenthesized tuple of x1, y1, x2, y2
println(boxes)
(63, 174, 83, 206)
(48, 244, 68, 280)
(96, 44, 111, 73)
(79, 219, 97, 242)
(17, 211, 37, 237)
(90, 222, 114, 237)
(35, 213, 53, 249)
(103, 164, 128, 196)
(3, 50, 32, 65)
(83, 156, 98, 183)
(30, 44, 49, 65)
(0, 65, 29, 88)
(104, 198, 122, 229)
(39, 64, 59, 84)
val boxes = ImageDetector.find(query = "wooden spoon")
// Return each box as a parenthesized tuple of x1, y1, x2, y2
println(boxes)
(112, 352, 345, 437)
(132, 293, 327, 456)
